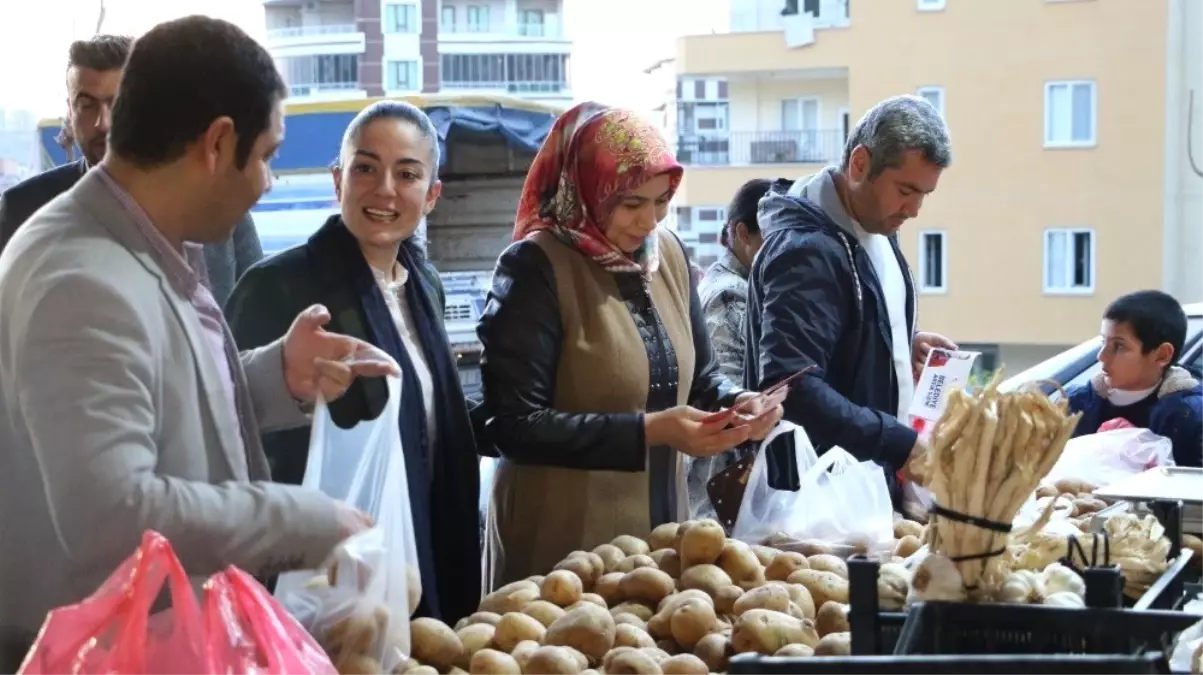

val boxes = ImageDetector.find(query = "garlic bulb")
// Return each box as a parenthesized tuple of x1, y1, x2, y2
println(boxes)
(1044, 591, 1086, 607)
(907, 554, 966, 606)
(999, 570, 1046, 604)
(1042, 562, 1086, 599)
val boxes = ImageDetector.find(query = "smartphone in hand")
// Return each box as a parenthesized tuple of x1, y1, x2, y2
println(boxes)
(702, 365, 816, 424)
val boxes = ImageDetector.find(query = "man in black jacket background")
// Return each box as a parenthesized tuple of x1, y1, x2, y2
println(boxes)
(746, 95, 956, 500)
(0, 35, 261, 306)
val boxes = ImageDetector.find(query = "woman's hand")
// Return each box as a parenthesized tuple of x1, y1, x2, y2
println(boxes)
(645, 406, 752, 458)
(732, 391, 784, 441)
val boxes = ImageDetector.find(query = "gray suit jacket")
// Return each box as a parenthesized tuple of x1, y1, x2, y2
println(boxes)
(0, 171, 341, 664)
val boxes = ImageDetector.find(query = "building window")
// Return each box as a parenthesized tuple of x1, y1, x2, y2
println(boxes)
(466, 5, 490, 32)
(699, 232, 719, 245)
(917, 86, 945, 117)
(782, 97, 820, 132)
(384, 3, 417, 33)
(1045, 80, 1096, 147)
(518, 9, 544, 36)
(278, 54, 359, 94)
(441, 5, 455, 30)
(918, 230, 947, 293)
(695, 207, 726, 223)
(918, 0, 946, 10)
(387, 61, 418, 90)
(1044, 228, 1095, 294)
(676, 206, 692, 232)
(440, 53, 570, 93)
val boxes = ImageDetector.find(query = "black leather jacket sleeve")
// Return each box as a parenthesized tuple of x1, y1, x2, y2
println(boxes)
(477, 240, 646, 472)
(681, 243, 744, 411)
(758, 237, 915, 469)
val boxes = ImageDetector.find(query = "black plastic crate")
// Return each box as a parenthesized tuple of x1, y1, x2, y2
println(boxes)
(728, 652, 1168, 674)
(895, 601, 1198, 656)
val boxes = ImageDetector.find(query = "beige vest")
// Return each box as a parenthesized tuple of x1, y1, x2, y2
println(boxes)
(486, 229, 695, 588)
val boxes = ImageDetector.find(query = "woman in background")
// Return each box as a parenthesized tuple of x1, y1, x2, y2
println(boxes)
(225, 101, 481, 623)
(477, 102, 782, 587)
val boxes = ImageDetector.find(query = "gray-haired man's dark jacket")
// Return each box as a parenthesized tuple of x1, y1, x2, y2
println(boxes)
(0, 161, 262, 306)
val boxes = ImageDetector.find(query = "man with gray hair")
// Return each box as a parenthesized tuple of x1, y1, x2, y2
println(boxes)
(743, 95, 956, 503)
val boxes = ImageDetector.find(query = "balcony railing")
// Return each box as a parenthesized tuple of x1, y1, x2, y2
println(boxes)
(441, 80, 569, 95)
(288, 81, 359, 96)
(440, 20, 564, 39)
(677, 130, 844, 166)
(266, 23, 357, 40)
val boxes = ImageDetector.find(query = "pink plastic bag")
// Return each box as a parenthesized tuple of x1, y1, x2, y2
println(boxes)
(204, 566, 336, 675)
(18, 531, 206, 675)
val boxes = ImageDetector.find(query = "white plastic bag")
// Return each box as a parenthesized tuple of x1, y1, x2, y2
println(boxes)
(1044, 428, 1175, 487)
(732, 422, 895, 555)
(275, 375, 421, 674)
(1170, 612, 1203, 673)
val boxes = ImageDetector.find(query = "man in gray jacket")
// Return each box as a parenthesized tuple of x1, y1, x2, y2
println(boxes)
(0, 34, 261, 306)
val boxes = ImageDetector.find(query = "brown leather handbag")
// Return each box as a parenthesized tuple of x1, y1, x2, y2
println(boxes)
(707, 451, 757, 532)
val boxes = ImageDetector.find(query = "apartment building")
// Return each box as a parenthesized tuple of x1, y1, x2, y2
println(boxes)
(668, 0, 1202, 373)
(262, 0, 572, 102)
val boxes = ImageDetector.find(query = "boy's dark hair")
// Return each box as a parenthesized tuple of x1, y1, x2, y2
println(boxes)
(1105, 290, 1187, 364)
(67, 34, 134, 72)
(108, 15, 287, 171)
(721, 177, 793, 248)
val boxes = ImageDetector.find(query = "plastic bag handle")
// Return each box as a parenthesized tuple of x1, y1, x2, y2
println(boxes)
(111, 531, 205, 673)
(799, 446, 857, 483)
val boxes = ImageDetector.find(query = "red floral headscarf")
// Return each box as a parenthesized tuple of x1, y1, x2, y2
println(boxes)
(512, 102, 683, 275)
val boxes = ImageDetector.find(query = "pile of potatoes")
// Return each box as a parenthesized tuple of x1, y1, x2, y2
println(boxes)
(394, 518, 922, 675)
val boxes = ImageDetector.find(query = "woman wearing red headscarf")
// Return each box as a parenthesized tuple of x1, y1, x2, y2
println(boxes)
(478, 102, 782, 587)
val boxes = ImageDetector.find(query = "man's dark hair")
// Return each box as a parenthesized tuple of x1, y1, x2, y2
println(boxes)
(1105, 290, 1187, 364)
(67, 34, 134, 72)
(721, 177, 792, 248)
(108, 15, 286, 170)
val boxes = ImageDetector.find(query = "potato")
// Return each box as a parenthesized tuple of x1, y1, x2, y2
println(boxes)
(615, 623, 657, 649)
(693, 633, 732, 672)
(649, 523, 681, 551)
(580, 593, 607, 608)
(545, 602, 617, 664)
(541, 570, 584, 607)
(673, 520, 699, 550)
(715, 585, 744, 615)
(404, 666, 438, 675)
(1054, 478, 1097, 496)
(774, 644, 814, 657)
(455, 623, 496, 663)
(524, 645, 585, 675)
(717, 540, 765, 589)
(751, 545, 781, 567)
(611, 601, 655, 622)
(894, 535, 922, 559)
(526, 574, 546, 586)
(807, 554, 848, 579)
(447, 668, 468, 675)
(814, 631, 852, 656)
(593, 572, 626, 606)
(647, 591, 712, 640)
(1184, 534, 1202, 571)
(606, 649, 662, 674)
(509, 640, 540, 671)
(493, 612, 546, 652)
(660, 653, 709, 674)
(411, 617, 464, 672)
(893, 519, 924, 540)
(733, 584, 791, 615)
(613, 612, 648, 630)
(731, 608, 820, 655)
(479, 580, 539, 615)
(678, 520, 726, 567)
(458, 611, 502, 629)
(1071, 498, 1107, 517)
(877, 563, 910, 611)
(613, 535, 652, 557)
(642, 646, 673, 663)
(765, 552, 809, 581)
(785, 540, 835, 557)
(620, 567, 676, 605)
(680, 564, 733, 597)
(336, 654, 381, 675)
(615, 554, 658, 574)
(787, 569, 849, 608)
(670, 599, 717, 649)
(765, 581, 816, 620)
(649, 549, 682, 578)
(814, 601, 850, 637)
(555, 556, 600, 592)
(469, 648, 520, 675)
(523, 600, 567, 627)
(592, 544, 627, 573)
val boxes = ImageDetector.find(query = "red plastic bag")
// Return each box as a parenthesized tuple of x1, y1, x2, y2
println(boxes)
(204, 566, 336, 675)
(18, 531, 205, 674)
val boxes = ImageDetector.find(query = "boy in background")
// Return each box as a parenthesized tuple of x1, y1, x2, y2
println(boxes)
(1066, 290, 1201, 467)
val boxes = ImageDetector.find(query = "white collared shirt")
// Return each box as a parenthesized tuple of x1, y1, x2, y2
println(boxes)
(372, 262, 439, 453)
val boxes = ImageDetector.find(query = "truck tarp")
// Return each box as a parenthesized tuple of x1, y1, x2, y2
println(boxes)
(35, 93, 563, 174)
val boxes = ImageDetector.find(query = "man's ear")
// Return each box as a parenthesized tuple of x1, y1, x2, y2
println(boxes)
(848, 145, 871, 182)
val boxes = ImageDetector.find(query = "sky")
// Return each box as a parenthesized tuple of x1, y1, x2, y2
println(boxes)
(0, 0, 727, 121)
